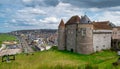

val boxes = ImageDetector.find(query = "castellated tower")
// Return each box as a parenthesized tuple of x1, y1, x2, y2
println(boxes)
(58, 19, 65, 50)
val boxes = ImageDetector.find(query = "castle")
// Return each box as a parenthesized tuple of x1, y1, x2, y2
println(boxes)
(58, 15, 113, 54)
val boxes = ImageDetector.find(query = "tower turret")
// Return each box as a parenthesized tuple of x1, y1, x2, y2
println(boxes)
(58, 19, 65, 50)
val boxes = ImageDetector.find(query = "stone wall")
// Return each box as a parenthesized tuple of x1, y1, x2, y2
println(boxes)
(58, 23, 112, 54)
(58, 28, 65, 50)
(77, 24, 94, 54)
(66, 24, 77, 52)
(93, 30, 112, 52)
(112, 28, 120, 39)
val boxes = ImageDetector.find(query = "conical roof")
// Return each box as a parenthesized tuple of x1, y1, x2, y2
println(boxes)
(80, 15, 91, 24)
(58, 19, 65, 28)
(108, 22, 116, 28)
(65, 15, 80, 25)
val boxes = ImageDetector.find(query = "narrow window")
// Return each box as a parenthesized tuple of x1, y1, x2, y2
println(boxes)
(81, 28, 86, 36)
(104, 36, 106, 38)
(103, 45, 105, 47)
(96, 46, 98, 48)
(78, 29, 81, 33)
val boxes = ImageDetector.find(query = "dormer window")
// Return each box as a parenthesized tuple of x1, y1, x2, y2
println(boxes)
(88, 21, 90, 23)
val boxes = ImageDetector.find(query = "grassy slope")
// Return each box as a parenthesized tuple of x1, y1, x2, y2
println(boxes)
(0, 34, 16, 47)
(0, 48, 119, 69)
(0, 34, 119, 69)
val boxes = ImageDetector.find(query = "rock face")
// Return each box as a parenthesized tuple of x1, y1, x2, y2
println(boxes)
(58, 15, 112, 54)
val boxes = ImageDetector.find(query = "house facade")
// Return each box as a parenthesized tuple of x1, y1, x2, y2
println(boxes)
(93, 22, 112, 52)
(112, 26, 120, 49)
(58, 15, 112, 54)
(112, 27, 120, 39)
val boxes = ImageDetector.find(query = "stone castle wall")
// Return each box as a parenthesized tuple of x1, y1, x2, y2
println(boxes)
(93, 30, 112, 52)
(65, 24, 77, 52)
(58, 28, 65, 50)
(77, 24, 94, 54)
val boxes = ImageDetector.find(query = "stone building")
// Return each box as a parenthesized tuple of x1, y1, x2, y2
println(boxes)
(112, 26, 120, 49)
(58, 19, 65, 50)
(58, 15, 112, 54)
(112, 26, 120, 40)
(92, 22, 112, 52)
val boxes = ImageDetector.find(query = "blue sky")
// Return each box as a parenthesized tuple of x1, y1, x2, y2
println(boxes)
(0, 0, 120, 33)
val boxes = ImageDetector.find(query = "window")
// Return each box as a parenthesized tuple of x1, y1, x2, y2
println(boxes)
(78, 29, 81, 33)
(88, 21, 90, 23)
(104, 36, 106, 38)
(67, 30, 73, 34)
(103, 45, 105, 47)
(96, 46, 98, 48)
(81, 28, 86, 36)
(71, 31, 73, 34)
(67, 30, 70, 34)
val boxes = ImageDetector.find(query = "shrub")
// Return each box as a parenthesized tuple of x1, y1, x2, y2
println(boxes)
(50, 46, 58, 50)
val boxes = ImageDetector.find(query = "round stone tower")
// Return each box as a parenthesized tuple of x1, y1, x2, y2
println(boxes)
(77, 24, 94, 54)
(58, 19, 65, 50)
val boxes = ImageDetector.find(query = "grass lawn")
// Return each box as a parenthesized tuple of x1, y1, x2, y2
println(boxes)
(0, 47, 119, 69)
(0, 34, 17, 47)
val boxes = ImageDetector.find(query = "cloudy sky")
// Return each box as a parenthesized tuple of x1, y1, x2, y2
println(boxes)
(0, 0, 120, 32)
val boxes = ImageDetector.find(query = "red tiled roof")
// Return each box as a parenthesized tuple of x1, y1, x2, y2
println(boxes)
(65, 15, 80, 25)
(93, 21, 112, 30)
(58, 19, 65, 28)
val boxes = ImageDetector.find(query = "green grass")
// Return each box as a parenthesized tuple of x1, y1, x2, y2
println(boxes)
(0, 47, 119, 69)
(0, 34, 17, 47)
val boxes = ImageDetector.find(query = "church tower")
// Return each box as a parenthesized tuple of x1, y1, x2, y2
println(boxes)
(58, 19, 65, 50)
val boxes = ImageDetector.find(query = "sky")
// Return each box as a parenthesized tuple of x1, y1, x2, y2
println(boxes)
(0, 0, 120, 33)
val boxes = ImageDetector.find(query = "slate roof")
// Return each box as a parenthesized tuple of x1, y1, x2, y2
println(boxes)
(80, 15, 91, 24)
(108, 22, 116, 28)
(65, 15, 80, 25)
(93, 21, 113, 30)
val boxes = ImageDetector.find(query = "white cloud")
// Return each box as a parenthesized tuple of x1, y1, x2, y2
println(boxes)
(10, 2, 83, 29)
(6, 1, 120, 31)
(18, 7, 46, 15)
(11, 19, 16, 23)
(22, 0, 32, 3)
(98, 11, 120, 25)
(39, 17, 59, 23)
